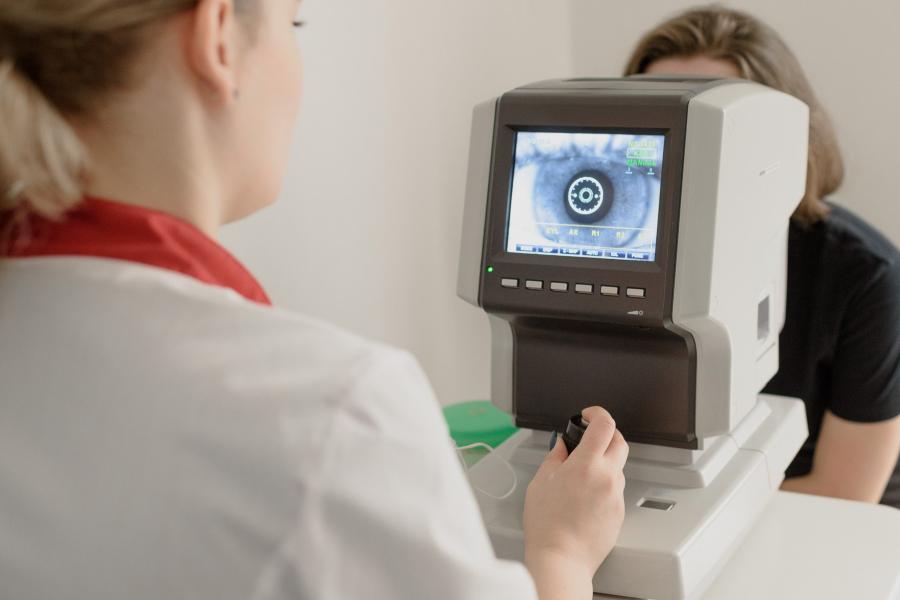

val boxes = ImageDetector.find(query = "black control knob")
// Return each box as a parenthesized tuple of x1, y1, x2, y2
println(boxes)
(562, 414, 589, 454)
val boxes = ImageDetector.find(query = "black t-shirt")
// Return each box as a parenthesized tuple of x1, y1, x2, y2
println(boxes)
(763, 204, 900, 507)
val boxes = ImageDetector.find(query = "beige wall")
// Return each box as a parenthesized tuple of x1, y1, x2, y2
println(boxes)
(223, 0, 899, 407)
(221, 0, 575, 405)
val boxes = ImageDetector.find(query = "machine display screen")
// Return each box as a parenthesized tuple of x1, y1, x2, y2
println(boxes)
(506, 131, 665, 262)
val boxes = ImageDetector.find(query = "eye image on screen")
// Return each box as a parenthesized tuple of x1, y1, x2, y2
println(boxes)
(506, 131, 664, 262)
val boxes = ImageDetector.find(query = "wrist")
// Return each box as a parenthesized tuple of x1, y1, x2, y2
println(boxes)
(525, 548, 595, 600)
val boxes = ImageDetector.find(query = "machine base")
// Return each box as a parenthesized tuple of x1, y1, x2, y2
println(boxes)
(466, 395, 807, 600)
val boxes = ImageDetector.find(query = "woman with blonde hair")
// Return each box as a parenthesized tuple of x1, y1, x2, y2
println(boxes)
(625, 5, 900, 507)
(0, 1, 628, 598)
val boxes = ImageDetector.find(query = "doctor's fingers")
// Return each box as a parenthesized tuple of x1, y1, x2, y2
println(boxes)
(605, 430, 629, 471)
(533, 438, 569, 485)
(572, 406, 617, 458)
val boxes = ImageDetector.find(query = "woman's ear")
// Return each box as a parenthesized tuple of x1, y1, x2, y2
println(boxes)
(185, 0, 240, 105)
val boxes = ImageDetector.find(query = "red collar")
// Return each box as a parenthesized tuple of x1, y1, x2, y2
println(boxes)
(0, 197, 272, 306)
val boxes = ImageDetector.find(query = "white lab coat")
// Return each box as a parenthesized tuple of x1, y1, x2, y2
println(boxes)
(0, 257, 537, 600)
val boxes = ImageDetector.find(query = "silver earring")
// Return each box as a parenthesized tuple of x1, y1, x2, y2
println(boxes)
(6, 180, 25, 201)
(233, 88, 240, 100)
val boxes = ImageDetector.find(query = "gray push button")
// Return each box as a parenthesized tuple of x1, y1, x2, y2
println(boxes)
(501, 278, 519, 289)
(600, 285, 619, 297)
(525, 280, 544, 291)
(627, 287, 646, 299)
(550, 282, 569, 293)
(574, 283, 593, 294)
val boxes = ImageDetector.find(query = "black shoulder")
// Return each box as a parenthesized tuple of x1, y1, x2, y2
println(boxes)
(817, 202, 900, 270)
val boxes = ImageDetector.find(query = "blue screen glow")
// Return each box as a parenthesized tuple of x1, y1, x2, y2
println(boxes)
(506, 131, 665, 262)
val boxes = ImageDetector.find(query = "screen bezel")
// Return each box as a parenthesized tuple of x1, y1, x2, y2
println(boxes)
(478, 89, 691, 324)
(504, 127, 668, 266)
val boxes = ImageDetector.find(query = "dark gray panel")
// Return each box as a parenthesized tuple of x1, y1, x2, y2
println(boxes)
(511, 317, 697, 448)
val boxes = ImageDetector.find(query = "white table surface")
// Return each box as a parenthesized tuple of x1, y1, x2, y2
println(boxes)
(595, 491, 900, 600)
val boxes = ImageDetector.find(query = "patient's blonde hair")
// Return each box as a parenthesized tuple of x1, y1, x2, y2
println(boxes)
(624, 5, 844, 225)
(0, 0, 254, 220)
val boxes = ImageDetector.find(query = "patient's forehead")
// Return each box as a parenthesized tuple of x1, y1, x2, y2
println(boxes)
(645, 55, 742, 79)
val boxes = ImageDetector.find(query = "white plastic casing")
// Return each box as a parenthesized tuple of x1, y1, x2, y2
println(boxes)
(673, 83, 809, 439)
(468, 394, 808, 600)
(457, 99, 498, 306)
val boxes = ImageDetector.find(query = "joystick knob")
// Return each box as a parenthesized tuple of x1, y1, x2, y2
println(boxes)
(562, 414, 589, 454)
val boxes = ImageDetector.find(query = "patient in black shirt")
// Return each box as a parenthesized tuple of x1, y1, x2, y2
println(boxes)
(626, 6, 900, 507)
(767, 205, 900, 507)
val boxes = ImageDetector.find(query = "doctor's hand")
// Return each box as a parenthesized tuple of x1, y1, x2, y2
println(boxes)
(523, 406, 628, 600)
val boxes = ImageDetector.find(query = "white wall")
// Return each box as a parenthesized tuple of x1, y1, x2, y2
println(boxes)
(223, 0, 899, 407)
(221, 0, 575, 405)
(570, 0, 900, 245)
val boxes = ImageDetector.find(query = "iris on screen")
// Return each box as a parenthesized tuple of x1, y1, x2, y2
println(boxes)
(506, 131, 664, 262)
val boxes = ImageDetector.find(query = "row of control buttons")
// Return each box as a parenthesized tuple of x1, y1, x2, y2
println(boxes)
(500, 278, 646, 298)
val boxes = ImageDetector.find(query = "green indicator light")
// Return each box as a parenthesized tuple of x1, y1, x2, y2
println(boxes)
(487, 266, 494, 274)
